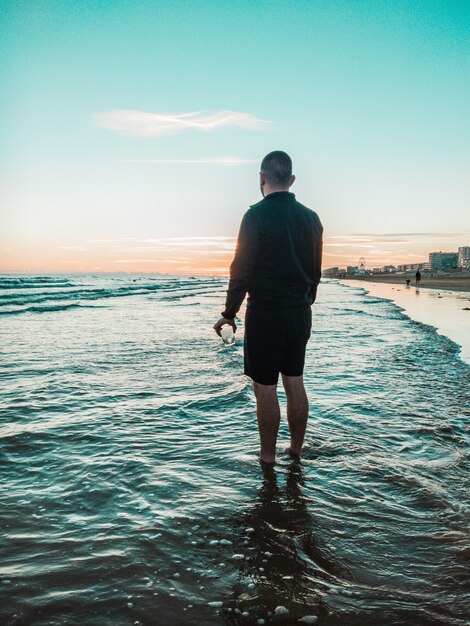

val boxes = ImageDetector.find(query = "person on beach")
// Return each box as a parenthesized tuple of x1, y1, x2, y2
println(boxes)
(415, 270, 421, 286)
(213, 151, 323, 465)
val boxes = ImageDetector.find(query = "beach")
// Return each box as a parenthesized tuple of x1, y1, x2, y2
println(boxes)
(341, 272, 470, 293)
(1, 274, 469, 625)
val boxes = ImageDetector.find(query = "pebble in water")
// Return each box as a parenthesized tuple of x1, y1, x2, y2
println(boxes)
(298, 617, 318, 624)
(208, 601, 223, 608)
(274, 606, 289, 616)
(219, 539, 233, 545)
(233, 554, 245, 560)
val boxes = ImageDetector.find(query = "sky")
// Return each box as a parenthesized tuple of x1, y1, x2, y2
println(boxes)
(1, 0, 469, 274)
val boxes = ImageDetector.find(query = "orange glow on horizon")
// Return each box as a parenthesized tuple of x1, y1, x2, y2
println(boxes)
(1, 233, 467, 274)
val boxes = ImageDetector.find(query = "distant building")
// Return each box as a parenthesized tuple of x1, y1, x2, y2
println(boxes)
(346, 265, 358, 274)
(458, 246, 470, 269)
(397, 263, 426, 272)
(323, 267, 340, 278)
(383, 265, 397, 273)
(429, 252, 458, 271)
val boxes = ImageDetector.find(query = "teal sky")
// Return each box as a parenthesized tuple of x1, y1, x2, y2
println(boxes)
(1, 0, 469, 272)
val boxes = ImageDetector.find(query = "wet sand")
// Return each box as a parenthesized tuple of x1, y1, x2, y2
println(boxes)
(341, 273, 470, 292)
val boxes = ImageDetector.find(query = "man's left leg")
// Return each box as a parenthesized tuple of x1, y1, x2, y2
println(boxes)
(253, 381, 281, 464)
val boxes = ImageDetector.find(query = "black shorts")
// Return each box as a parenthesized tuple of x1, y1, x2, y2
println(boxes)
(243, 305, 312, 385)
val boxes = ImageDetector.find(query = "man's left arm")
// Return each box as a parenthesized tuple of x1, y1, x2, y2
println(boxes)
(308, 220, 323, 304)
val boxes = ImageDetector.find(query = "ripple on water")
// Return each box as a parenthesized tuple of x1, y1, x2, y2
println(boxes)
(0, 276, 469, 625)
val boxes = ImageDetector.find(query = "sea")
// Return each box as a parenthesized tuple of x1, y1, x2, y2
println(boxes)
(1, 273, 469, 626)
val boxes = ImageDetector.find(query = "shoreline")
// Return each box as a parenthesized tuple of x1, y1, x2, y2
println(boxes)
(339, 273, 470, 293)
(338, 279, 470, 364)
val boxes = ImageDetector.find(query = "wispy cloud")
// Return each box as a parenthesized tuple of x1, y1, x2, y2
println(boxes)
(93, 109, 270, 137)
(56, 246, 86, 251)
(114, 259, 161, 263)
(85, 236, 236, 251)
(124, 158, 257, 166)
(66, 232, 469, 274)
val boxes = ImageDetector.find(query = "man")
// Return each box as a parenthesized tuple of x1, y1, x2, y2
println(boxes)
(213, 151, 323, 465)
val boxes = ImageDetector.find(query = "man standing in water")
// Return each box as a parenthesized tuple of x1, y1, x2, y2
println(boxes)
(213, 151, 323, 465)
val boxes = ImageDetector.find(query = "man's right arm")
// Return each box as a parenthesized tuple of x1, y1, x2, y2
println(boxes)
(221, 209, 259, 320)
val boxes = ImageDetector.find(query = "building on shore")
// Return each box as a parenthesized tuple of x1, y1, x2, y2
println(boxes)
(458, 246, 470, 269)
(368, 266, 396, 274)
(396, 262, 427, 272)
(323, 267, 340, 278)
(324, 247, 469, 278)
(429, 252, 458, 271)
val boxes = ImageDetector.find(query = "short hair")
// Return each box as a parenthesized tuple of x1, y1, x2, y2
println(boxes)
(260, 151, 292, 186)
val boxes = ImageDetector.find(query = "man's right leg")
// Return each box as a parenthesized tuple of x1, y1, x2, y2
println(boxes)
(253, 381, 281, 464)
(281, 374, 309, 457)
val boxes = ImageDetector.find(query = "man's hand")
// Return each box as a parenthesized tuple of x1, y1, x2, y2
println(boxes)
(213, 317, 237, 337)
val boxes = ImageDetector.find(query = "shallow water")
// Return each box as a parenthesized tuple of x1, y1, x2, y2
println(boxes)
(341, 279, 470, 364)
(0, 274, 469, 625)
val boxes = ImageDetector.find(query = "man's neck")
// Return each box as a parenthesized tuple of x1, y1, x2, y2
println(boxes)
(263, 186, 290, 197)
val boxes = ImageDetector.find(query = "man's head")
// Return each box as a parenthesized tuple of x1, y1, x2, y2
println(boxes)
(259, 150, 295, 197)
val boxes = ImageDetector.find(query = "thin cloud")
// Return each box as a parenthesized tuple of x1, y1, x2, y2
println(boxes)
(124, 158, 257, 166)
(56, 246, 87, 251)
(93, 109, 270, 137)
(343, 232, 466, 239)
(86, 236, 236, 250)
(114, 259, 161, 263)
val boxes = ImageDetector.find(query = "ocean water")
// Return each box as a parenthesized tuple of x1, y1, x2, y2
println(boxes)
(0, 273, 469, 626)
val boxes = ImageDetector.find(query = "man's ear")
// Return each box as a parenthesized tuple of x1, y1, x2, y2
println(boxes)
(290, 174, 296, 187)
(259, 172, 266, 186)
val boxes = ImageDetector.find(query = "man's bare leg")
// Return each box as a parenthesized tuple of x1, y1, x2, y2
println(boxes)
(281, 374, 309, 457)
(253, 381, 280, 464)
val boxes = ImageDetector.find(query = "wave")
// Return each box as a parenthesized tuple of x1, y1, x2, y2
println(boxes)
(0, 275, 225, 310)
(0, 275, 78, 290)
(338, 282, 468, 364)
(0, 302, 110, 316)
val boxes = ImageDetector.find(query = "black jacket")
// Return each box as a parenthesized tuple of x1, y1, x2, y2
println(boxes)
(221, 191, 323, 319)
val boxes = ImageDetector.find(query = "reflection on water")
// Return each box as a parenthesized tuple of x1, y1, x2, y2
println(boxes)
(224, 462, 335, 624)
